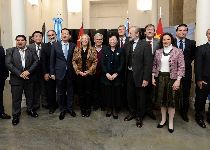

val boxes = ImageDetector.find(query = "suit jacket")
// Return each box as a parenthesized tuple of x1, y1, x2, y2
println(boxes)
(195, 43, 210, 81)
(41, 42, 53, 75)
(0, 46, 9, 80)
(5, 47, 39, 85)
(50, 41, 76, 80)
(152, 46, 185, 79)
(28, 43, 45, 80)
(125, 39, 153, 87)
(72, 46, 97, 75)
(174, 38, 196, 80)
(117, 37, 129, 48)
(101, 47, 124, 86)
(142, 38, 160, 55)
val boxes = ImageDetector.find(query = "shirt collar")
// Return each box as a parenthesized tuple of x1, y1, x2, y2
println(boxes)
(134, 38, 139, 43)
(61, 41, 69, 45)
(208, 42, 210, 45)
(146, 38, 153, 42)
(176, 37, 185, 43)
(18, 47, 27, 51)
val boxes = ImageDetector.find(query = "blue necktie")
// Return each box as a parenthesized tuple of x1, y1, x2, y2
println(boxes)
(179, 40, 183, 50)
(64, 44, 68, 60)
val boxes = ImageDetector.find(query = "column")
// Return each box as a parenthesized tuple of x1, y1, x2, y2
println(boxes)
(151, 0, 158, 26)
(195, 0, 210, 46)
(11, 0, 25, 46)
(62, 0, 68, 28)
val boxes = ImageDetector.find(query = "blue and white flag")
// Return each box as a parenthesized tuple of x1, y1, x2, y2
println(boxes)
(124, 18, 129, 37)
(53, 17, 63, 41)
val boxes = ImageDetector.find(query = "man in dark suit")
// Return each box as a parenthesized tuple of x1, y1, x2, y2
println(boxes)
(143, 24, 160, 120)
(41, 30, 57, 114)
(124, 26, 153, 128)
(50, 28, 76, 120)
(28, 31, 47, 110)
(0, 46, 11, 119)
(174, 24, 196, 122)
(5, 35, 39, 125)
(194, 28, 210, 128)
(118, 25, 129, 48)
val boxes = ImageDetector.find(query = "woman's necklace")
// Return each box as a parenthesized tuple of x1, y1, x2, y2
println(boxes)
(163, 49, 172, 56)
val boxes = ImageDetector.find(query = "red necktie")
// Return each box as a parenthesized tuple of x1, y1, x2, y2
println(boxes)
(120, 38, 124, 48)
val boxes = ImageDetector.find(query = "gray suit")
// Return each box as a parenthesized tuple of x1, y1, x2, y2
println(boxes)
(142, 38, 160, 114)
(5, 47, 38, 116)
(125, 39, 153, 118)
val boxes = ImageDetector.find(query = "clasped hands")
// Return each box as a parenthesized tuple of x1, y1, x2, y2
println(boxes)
(106, 73, 118, 81)
(20, 70, 30, 79)
(79, 71, 89, 77)
(152, 76, 180, 91)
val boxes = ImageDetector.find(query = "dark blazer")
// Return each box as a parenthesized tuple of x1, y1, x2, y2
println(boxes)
(174, 38, 196, 80)
(0, 46, 9, 79)
(125, 39, 153, 87)
(28, 43, 45, 81)
(5, 47, 39, 85)
(142, 38, 160, 55)
(50, 41, 76, 80)
(101, 47, 124, 86)
(195, 43, 210, 82)
(41, 42, 53, 75)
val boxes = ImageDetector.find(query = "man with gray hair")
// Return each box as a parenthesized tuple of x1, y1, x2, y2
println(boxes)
(195, 28, 210, 128)
(92, 33, 107, 111)
(124, 26, 153, 128)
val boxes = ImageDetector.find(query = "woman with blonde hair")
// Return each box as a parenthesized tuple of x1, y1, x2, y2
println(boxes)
(72, 34, 97, 117)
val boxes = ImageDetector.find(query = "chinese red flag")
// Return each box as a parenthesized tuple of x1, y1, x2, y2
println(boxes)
(77, 23, 84, 48)
(155, 18, 163, 39)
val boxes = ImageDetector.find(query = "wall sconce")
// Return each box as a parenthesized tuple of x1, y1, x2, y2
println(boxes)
(28, 0, 39, 6)
(137, 0, 152, 11)
(67, 0, 82, 13)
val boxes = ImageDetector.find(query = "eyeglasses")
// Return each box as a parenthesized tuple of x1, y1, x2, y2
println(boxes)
(47, 34, 55, 37)
(96, 39, 103, 40)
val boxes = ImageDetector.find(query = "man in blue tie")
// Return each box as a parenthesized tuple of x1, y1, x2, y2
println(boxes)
(175, 24, 196, 122)
(50, 28, 76, 120)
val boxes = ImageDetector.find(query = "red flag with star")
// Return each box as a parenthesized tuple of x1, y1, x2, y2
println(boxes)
(77, 23, 84, 48)
(154, 18, 163, 39)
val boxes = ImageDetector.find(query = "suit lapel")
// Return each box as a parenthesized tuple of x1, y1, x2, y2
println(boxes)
(24, 48, 30, 69)
(14, 48, 24, 70)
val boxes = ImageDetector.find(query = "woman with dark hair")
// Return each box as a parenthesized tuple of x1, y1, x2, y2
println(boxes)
(101, 34, 124, 119)
(72, 34, 97, 117)
(152, 33, 185, 133)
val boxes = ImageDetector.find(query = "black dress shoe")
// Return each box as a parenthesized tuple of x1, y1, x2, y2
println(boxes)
(181, 113, 189, 122)
(59, 112, 66, 120)
(0, 113, 11, 119)
(147, 111, 156, 120)
(124, 114, 135, 121)
(196, 119, 206, 128)
(12, 116, 19, 125)
(157, 122, 167, 128)
(168, 128, 174, 133)
(136, 118, 143, 128)
(68, 110, 76, 117)
(27, 110, 38, 118)
(85, 109, 91, 117)
(106, 112, 112, 117)
(113, 115, 118, 119)
(49, 108, 56, 114)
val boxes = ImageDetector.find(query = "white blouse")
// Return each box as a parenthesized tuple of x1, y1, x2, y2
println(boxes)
(160, 44, 173, 72)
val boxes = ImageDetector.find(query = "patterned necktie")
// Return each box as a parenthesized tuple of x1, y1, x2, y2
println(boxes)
(179, 40, 183, 50)
(120, 38, 123, 48)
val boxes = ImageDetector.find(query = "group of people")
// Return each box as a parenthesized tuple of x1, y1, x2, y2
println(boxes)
(0, 23, 210, 133)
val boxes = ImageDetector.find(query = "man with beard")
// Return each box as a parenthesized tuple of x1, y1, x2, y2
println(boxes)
(41, 30, 57, 114)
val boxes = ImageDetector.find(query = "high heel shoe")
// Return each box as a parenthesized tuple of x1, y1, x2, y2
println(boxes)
(157, 122, 166, 128)
(168, 128, 174, 133)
